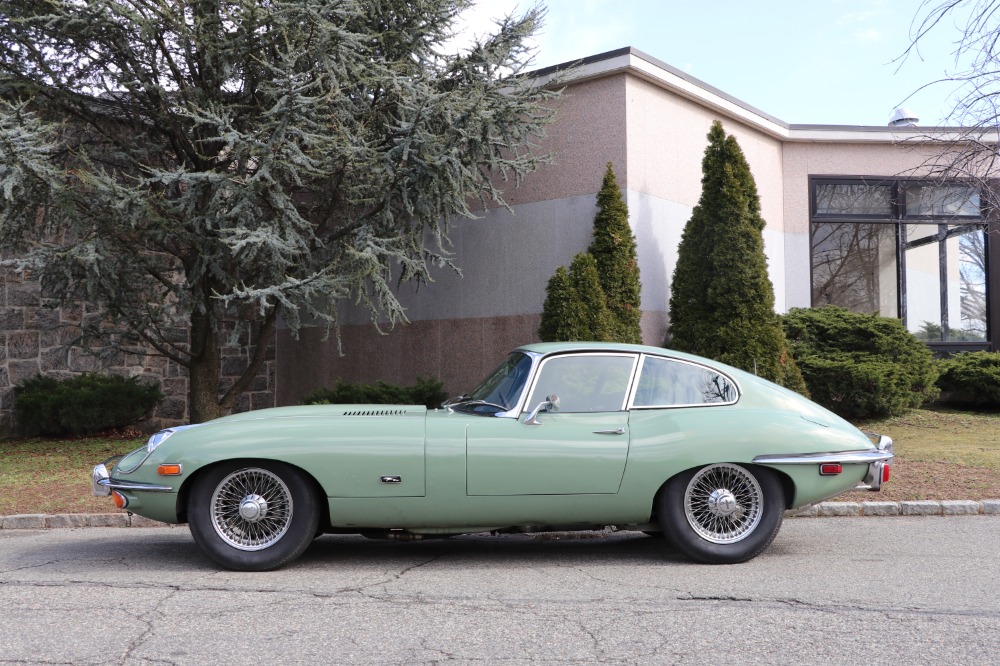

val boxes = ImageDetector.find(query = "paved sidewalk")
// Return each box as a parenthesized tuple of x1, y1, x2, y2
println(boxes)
(3, 498, 1000, 530)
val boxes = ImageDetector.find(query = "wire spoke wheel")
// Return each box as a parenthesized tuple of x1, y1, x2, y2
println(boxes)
(683, 463, 763, 544)
(210, 467, 294, 551)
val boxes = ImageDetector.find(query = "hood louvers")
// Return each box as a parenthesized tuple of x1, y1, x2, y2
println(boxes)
(341, 409, 410, 417)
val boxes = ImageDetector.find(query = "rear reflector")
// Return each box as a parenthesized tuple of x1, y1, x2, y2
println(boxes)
(819, 463, 843, 476)
(157, 464, 182, 476)
(883, 464, 891, 483)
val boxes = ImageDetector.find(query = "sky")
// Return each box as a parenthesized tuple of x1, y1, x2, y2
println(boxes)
(452, 0, 976, 126)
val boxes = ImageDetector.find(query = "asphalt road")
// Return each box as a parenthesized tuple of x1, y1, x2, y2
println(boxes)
(1, 517, 998, 665)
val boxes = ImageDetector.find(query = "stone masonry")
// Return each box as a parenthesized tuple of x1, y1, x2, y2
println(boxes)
(0, 268, 275, 438)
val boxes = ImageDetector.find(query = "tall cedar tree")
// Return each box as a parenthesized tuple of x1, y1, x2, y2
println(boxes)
(538, 253, 615, 342)
(0, 1, 556, 422)
(588, 163, 642, 343)
(668, 121, 807, 394)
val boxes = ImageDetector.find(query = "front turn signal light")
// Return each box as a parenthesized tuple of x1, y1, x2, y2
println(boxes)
(112, 491, 128, 509)
(157, 464, 183, 476)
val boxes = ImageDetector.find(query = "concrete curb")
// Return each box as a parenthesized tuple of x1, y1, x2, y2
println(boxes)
(2, 499, 1000, 530)
(789, 499, 1000, 518)
(0, 513, 179, 529)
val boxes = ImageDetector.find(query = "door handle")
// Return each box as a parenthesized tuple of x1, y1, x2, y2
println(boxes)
(592, 428, 625, 435)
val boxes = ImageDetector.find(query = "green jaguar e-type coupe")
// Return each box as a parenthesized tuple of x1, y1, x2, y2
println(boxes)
(93, 342, 892, 571)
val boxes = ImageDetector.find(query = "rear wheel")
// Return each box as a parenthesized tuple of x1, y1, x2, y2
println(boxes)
(188, 461, 319, 571)
(658, 463, 784, 564)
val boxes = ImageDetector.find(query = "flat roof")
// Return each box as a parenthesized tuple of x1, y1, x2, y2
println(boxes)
(529, 47, 973, 143)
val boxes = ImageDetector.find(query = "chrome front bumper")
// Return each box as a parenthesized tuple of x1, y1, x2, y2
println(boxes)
(91, 457, 174, 496)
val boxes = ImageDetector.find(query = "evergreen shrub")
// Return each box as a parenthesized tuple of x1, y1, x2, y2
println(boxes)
(538, 253, 616, 342)
(668, 121, 807, 395)
(14, 373, 163, 436)
(588, 162, 642, 343)
(538, 163, 640, 343)
(781, 306, 939, 419)
(936, 352, 1000, 407)
(302, 377, 447, 409)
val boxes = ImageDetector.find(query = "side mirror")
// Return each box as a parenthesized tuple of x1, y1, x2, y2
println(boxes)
(524, 394, 560, 425)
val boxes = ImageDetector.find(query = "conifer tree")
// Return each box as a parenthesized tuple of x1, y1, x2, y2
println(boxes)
(538, 267, 580, 342)
(0, 0, 556, 422)
(668, 121, 807, 394)
(588, 163, 642, 343)
(538, 253, 615, 342)
(568, 253, 616, 342)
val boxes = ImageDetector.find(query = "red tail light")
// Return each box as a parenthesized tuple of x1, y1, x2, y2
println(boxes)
(882, 464, 891, 483)
(819, 463, 843, 476)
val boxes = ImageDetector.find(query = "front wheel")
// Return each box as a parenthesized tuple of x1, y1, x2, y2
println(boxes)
(657, 463, 784, 564)
(188, 461, 319, 571)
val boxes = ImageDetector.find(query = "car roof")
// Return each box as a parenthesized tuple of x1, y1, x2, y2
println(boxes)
(515, 341, 716, 365)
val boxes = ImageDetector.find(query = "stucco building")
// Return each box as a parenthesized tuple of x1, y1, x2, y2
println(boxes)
(277, 47, 999, 405)
(1, 47, 997, 434)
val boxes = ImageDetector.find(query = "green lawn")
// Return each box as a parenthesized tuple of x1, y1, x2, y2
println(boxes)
(859, 407, 1000, 470)
(0, 436, 144, 516)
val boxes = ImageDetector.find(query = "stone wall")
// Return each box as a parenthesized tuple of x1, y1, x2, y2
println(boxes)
(0, 269, 275, 438)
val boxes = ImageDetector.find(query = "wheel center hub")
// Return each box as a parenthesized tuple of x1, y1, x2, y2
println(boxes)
(239, 494, 268, 522)
(707, 489, 738, 517)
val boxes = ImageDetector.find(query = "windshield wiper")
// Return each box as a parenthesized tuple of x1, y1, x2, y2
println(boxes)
(447, 397, 509, 412)
(442, 394, 469, 408)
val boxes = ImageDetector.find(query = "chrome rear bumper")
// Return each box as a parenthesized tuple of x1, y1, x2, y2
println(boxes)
(855, 434, 894, 491)
(752, 433, 894, 492)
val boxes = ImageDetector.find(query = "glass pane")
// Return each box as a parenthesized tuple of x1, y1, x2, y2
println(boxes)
(960, 228, 988, 339)
(905, 225, 988, 341)
(903, 184, 980, 217)
(814, 183, 892, 216)
(811, 222, 898, 316)
(903, 225, 942, 339)
(526, 355, 635, 413)
(468, 352, 532, 409)
(633, 357, 737, 407)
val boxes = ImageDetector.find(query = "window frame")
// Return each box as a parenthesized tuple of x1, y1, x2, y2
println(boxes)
(809, 176, 993, 352)
(899, 181, 982, 220)
(810, 177, 896, 220)
(522, 352, 640, 414)
(626, 354, 741, 410)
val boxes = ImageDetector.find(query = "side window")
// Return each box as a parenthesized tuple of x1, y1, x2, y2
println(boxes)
(632, 356, 738, 407)
(526, 354, 636, 413)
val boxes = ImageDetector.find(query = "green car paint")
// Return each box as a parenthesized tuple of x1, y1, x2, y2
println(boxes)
(94, 342, 892, 566)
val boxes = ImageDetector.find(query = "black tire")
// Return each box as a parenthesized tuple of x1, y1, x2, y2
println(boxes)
(187, 461, 320, 571)
(657, 463, 784, 564)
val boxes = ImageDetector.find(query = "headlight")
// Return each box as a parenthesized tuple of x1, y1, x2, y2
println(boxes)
(147, 424, 205, 453)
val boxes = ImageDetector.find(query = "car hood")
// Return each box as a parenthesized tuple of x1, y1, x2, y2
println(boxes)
(205, 404, 429, 425)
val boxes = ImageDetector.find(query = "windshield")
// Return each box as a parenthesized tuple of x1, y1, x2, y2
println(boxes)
(449, 351, 533, 414)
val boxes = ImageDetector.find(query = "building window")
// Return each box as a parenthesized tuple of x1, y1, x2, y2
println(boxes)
(810, 178, 990, 345)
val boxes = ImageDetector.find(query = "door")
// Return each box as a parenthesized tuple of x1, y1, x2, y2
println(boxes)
(466, 353, 637, 495)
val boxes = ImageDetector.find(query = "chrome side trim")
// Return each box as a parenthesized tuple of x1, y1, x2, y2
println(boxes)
(96, 478, 175, 493)
(752, 449, 893, 465)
